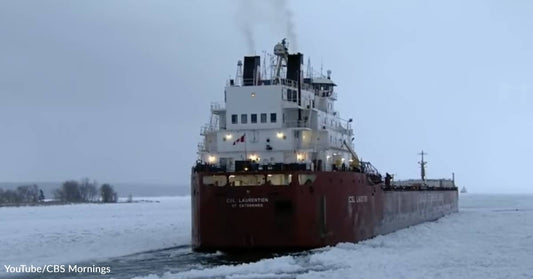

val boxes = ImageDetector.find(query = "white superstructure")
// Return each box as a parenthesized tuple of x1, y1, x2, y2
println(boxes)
(198, 40, 356, 172)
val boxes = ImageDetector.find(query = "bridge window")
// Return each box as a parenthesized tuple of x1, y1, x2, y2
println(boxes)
(267, 174, 291, 185)
(287, 89, 297, 102)
(229, 174, 265, 186)
(251, 114, 257, 123)
(241, 114, 247, 124)
(260, 113, 267, 123)
(291, 90, 297, 102)
(202, 175, 227, 186)
(270, 113, 277, 123)
(231, 114, 238, 124)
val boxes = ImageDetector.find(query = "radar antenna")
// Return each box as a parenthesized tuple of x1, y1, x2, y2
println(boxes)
(273, 38, 289, 84)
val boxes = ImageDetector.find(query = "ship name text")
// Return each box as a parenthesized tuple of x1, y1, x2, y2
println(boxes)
(348, 195, 368, 204)
(226, 197, 269, 208)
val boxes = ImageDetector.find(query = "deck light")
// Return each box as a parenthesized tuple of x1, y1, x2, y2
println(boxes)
(249, 154, 260, 162)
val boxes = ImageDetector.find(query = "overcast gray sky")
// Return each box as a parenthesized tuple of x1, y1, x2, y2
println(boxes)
(1, 0, 532, 193)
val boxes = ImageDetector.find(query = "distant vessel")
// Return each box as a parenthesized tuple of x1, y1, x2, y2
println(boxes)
(191, 39, 458, 252)
(461, 186, 467, 193)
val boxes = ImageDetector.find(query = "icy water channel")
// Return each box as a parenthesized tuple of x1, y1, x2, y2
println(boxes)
(13, 246, 320, 279)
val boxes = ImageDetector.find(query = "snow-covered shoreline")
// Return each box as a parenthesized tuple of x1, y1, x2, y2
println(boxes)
(0, 196, 190, 275)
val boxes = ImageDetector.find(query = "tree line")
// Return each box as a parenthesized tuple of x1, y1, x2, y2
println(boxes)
(53, 178, 118, 203)
(0, 184, 44, 204)
(0, 178, 118, 205)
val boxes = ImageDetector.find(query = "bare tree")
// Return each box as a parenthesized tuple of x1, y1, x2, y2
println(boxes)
(2, 189, 21, 203)
(16, 185, 39, 203)
(54, 188, 66, 202)
(55, 180, 82, 202)
(79, 178, 98, 202)
(86, 180, 98, 201)
(100, 184, 117, 203)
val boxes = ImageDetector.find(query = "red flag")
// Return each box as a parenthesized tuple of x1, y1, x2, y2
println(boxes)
(233, 133, 245, 145)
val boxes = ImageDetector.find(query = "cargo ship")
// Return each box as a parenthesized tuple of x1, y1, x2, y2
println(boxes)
(191, 39, 458, 252)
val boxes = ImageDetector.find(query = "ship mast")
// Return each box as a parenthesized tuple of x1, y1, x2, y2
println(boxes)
(418, 150, 427, 181)
(273, 39, 289, 84)
(235, 60, 243, 86)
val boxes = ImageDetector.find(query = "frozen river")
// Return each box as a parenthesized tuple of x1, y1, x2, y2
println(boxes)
(1, 194, 532, 279)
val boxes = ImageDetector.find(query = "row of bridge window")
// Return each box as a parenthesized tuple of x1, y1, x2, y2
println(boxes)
(231, 113, 277, 124)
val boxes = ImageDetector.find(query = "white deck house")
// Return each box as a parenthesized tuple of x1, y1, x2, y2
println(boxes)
(198, 40, 356, 172)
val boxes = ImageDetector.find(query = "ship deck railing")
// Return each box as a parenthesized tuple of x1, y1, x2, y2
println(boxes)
(315, 89, 337, 100)
(237, 78, 341, 100)
(239, 78, 314, 91)
(382, 185, 458, 191)
(210, 102, 225, 112)
(200, 124, 218, 135)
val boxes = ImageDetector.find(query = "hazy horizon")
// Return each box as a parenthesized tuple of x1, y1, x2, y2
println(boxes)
(1, 0, 532, 193)
(2, 181, 529, 195)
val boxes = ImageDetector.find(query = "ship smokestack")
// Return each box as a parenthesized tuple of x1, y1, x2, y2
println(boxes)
(287, 53, 303, 120)
(286, 53, 303, 83)
(243, 56, 261, 86)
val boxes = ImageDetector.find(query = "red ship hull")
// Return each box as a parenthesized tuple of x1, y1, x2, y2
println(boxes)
(191, 171, 458, 252)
